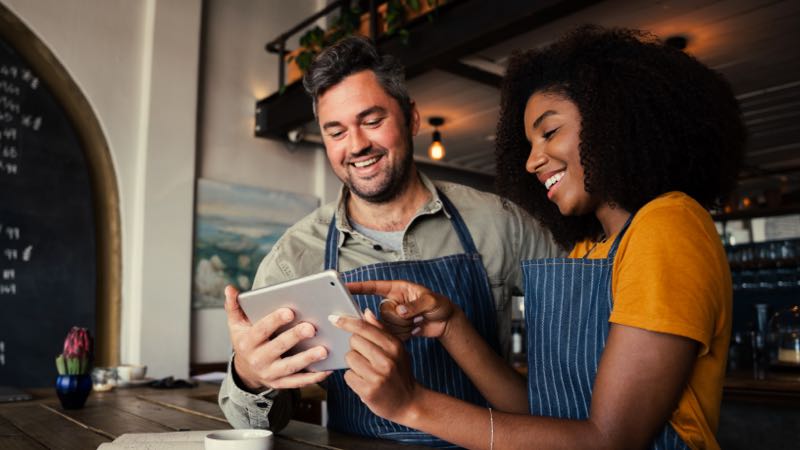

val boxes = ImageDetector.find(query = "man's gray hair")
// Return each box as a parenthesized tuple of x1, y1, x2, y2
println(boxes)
(302, 35, 413, 124)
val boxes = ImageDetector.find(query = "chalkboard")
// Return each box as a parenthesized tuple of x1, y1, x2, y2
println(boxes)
(0, 36, 97, 387)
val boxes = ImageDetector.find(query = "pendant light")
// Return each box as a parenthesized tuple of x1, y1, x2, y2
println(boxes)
(428, 117, 445, 160)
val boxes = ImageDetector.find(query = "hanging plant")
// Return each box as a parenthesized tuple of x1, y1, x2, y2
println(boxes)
(287, 4, 362, 74)
(386, 0, 440, 44)
(287, 0, 442, 75)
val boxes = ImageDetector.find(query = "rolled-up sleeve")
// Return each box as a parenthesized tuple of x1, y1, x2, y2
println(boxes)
(218, 354, 295, 431)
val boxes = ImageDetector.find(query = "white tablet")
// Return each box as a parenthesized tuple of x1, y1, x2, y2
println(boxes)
(238, 270, 363, 372)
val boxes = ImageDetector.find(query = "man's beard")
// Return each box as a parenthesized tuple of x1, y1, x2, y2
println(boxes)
(346, 131, 415, 204)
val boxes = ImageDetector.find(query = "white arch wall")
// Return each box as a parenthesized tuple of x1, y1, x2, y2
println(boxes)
(2, 0, 201, 379)
(3, 0, 340, 375)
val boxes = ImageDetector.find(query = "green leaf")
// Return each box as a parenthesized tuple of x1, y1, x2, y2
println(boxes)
(408, 0, 421, 11)
(55, 355, 66, 375)
(66, 357, 80, 375)
(399, 29, 410, 45)
(296, 51, 316, 72)
(309, 27, 325, 47)
(299, 26, 325, 48)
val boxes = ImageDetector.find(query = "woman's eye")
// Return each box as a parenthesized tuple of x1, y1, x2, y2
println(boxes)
(543, 127, 559, 140)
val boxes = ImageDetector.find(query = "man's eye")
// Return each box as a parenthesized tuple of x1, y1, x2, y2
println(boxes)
(364, 118, 384, 127)
(328, 131, 344, 138)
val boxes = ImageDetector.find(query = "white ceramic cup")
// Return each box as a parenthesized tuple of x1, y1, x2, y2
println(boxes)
(116, 364, 147, 383)
(204, 430, 273, 450)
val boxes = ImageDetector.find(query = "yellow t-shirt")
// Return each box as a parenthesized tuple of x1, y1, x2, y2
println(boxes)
(570, 192, 731, 450)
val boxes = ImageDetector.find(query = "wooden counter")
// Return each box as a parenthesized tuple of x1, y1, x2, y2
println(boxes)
(0, 383, 430, 449)
(724, 367, 800, 404)
(719, 368, 800, 449)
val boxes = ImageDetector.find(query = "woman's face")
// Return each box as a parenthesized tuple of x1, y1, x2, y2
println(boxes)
(523, 91, 598, 216)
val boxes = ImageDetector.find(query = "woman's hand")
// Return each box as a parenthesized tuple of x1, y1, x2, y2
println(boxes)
(347, 280, 460, 340)
(328, 309, 422, 423)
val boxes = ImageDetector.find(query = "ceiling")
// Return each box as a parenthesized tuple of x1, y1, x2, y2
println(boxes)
(408, 0, 800, 200)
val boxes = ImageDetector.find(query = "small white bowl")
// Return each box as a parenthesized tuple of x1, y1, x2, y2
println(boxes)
(204, 429, 273, 450)
(117, 364, 147, 382)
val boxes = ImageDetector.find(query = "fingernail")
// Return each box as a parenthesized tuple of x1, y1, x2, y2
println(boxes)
(304, 323, 316, 337)
(282, 309, 293, 321)
(397, 305, 408, 315)
(365, 308, 377, 320)
(413, 315, 423, 324)
(411, 326, 421, 335)
(317, 348, 328, 360)
(328, 314, 340, 324)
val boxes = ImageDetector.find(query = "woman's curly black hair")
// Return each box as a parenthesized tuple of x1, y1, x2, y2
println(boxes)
(495, 25, 745, 249)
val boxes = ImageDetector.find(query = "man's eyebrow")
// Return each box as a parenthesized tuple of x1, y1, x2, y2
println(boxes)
(356, 106, 386, 121)
(532, 110, 557, 130)
(321, 106, 387, 130)
(322, 120, 342, 131)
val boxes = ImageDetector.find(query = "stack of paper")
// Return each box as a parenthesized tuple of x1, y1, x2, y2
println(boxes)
(97, 430, 221, 449)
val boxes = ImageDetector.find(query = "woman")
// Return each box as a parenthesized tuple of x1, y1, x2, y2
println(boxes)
(330, 26, 744, 449)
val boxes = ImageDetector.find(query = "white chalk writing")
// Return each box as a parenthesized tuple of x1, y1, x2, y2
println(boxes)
(0, 284, 16, 295)
(21, 245, 32, 262)
(0, 96, 20, 113)
(4, 227, 19, 240)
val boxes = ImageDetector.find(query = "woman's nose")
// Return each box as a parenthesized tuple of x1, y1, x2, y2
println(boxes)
(526, 146, 547, 174)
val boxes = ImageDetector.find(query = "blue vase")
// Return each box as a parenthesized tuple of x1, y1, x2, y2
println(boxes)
(55, 374, 92, 409)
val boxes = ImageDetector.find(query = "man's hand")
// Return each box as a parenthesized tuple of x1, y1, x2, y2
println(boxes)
(329, 309, 422, 423)
(224, 285, 332, 391)
(346, 280, 460, 340)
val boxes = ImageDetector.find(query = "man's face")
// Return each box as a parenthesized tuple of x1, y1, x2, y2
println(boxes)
(317, 70, 419, 203)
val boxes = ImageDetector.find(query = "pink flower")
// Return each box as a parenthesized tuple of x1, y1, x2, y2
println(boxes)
(56, 327, 93, 375)
(63, 327, 92, 360)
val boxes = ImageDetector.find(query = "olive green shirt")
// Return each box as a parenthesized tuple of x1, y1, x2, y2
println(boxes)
(219, 173, 561, 430)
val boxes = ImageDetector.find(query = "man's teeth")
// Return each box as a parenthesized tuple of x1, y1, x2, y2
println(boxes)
(353, 157, 379, 168)
(544, 171, 565, 190)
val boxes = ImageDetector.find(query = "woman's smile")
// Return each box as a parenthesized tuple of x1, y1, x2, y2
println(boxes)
(524, 92, 596, 216)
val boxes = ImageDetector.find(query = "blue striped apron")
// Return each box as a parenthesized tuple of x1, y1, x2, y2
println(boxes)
(324, 191, 499, 448)
(521, 217, 689, 449)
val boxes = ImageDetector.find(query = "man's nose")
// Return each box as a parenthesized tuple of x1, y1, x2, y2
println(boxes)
(349, 128, 371, 154)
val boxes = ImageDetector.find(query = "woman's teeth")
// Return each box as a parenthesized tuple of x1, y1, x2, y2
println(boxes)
(544, 171, 565, 190)
(353, 156, 379, 168)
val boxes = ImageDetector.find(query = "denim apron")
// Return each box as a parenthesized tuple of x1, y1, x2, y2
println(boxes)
(324, 191, 499, 448)
(521, 217, 689, 449)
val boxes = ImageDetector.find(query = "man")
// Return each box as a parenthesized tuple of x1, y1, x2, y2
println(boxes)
(219, 35, 559, 447)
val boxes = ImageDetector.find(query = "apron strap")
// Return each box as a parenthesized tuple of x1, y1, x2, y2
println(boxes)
(324, 189, 479, 271)
(324, 218, 339, 271)
(436, 189, 480, 255)
(607, 213, 635, 259)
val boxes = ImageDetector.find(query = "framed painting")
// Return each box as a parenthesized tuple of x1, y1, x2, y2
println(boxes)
(192, 179, 318, 309)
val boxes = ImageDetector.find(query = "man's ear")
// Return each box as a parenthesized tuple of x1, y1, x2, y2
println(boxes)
(409, 100, 420, 136)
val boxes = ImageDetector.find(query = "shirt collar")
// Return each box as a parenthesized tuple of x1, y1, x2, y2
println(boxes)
(332, 172, 450, 246)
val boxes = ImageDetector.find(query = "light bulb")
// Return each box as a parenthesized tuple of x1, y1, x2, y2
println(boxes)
(428, 141, 445, 160)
